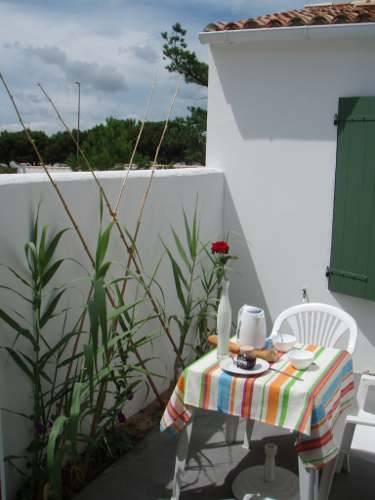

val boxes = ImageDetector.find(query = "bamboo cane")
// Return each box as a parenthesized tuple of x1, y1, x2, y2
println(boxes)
(38, 82, 184, 369)
(113, 71, 158, 215)
(118, 81, 181, 306)
(0, 72, 163, 406)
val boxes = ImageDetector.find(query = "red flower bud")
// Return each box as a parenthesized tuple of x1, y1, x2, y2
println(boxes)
(211, 240, 229, 254)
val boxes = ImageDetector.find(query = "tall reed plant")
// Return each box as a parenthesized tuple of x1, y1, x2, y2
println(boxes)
(0, 210, 77, 499)
(162, 204, 225, 376)
(0, 208, 159, 500)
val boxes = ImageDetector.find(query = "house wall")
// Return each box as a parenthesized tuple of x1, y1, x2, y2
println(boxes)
(206, 35, 375, 452)
(0, 168, 224, 497)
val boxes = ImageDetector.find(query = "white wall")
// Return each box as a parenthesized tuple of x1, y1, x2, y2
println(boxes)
(0, 168, 224, 497)
(206, 37, 375, 371)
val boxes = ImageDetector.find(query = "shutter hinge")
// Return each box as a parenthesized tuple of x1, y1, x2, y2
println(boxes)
(334, 113, 339, 126)
(326, 266, 368, 282)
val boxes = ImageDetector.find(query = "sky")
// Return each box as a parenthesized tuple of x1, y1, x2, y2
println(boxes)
(0, 0, 309, 134)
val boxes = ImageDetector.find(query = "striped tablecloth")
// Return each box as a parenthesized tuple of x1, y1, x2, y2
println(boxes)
(161, 344, 354, 469)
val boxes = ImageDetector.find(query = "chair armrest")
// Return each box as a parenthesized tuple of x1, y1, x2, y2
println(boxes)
(356, 374, 375, 412)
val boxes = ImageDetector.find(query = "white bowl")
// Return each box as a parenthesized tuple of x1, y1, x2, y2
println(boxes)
(288, 350, 314, 370)
(272, 334, 297, 352)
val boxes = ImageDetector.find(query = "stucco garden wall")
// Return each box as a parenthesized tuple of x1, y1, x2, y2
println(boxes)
(0, 167, 224, 497)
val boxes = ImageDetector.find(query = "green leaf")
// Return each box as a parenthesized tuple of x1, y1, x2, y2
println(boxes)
(39, 225, 48, 269)
(84, 344, 94, 404)
(1, 408, 33, 420)
(108, 298, 145, 321)
(24, 242, 38, 275)
(39, 331, 78, 368)
(95, 223, 113, 271)
(11, 327, 36, 350)
(3, 347, 33, 381)
(191, 201, 199, 258)
(0, 264, 31, 288)
(171, 228, 192, 271)
(97, 261, 111, 280)
(44, 228, 69, 268)
(40, 289, 66, 328)
(0, 308, 24, 332)
(182, 209, 194, 258)
(68, 382, 82, 459)
(57, 351, 84, 368)
(47, 415, 67, 499)
(162, 245, 188, 313)
(88, 300, 99, 363)
(94, 279, 108, 356)
(41, 259, 64, 288)
(14, 350, 53, 383)
(163, 243, 188, 289)
(32, 202, 41, 244)
(0, 285, 32, 304)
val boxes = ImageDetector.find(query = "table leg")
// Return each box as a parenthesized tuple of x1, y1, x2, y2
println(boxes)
(172, 410, 195, 500)
(319, 457, 338, 500)
(225, 415, 240, 444)
(336, 421, 355, 474)
(242, 419, 255, 450)
(298, 457, 319, 500)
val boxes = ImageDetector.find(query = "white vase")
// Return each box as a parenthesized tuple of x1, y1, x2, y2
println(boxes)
(217, 280, 232, 360)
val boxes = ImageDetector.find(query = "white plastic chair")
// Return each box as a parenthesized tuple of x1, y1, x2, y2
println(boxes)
(271, 302, 358, 354)
(337, 374, 375, 473)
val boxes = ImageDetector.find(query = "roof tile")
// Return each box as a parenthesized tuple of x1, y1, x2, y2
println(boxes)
(204, 2, 375, 32)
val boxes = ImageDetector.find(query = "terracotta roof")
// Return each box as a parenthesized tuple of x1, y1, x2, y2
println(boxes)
(204, 1, 375, 32)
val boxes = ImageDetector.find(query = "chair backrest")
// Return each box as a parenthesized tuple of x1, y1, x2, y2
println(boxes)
(271, 303, 358, 354)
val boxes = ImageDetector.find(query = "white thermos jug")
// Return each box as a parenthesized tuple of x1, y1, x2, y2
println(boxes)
(235, 305, 266, 348)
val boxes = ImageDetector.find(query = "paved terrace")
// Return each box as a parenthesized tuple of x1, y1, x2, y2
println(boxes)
(76, 410, 374, 500)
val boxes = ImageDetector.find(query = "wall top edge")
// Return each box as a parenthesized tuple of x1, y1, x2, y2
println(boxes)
(199, 22, 375, 45)
(0, 167, 223, 187)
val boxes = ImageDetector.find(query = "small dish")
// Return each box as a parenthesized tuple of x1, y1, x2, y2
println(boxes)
(272, 333, 297, 352)
(220, 357, 270, 377)
(288, 349, 314, 370)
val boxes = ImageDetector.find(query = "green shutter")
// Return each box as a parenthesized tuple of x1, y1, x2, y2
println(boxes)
(329, 97, 375, 301)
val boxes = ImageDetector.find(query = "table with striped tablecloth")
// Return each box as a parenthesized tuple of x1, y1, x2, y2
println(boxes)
(161, 344, 354, 469)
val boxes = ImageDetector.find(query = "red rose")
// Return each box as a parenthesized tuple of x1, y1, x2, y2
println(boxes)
(211, 240, 229, 254)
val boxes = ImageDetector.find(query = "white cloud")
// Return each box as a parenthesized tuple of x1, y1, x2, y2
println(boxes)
(24, 45, 128, 93)
(121, 45, 159, 64)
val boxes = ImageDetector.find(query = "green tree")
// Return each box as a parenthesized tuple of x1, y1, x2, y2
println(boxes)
(0, 109, 207, 170)
(44, 130, 81, 164)
(161, 23, 208, 87)
(68, 117, 146, 170)
(0, 130, 49, 164)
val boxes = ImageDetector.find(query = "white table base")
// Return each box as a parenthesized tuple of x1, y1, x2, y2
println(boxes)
(232, 465, 299, 500)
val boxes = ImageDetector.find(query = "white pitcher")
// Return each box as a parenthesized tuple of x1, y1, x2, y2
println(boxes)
(235, 305, 266, 348)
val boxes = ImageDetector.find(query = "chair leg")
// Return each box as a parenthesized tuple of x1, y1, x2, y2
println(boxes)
(243, 419, 255, 450)
(225, 414, 240, 444)
(172, 411, 195, 500)
(336, 422, 356, 474)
